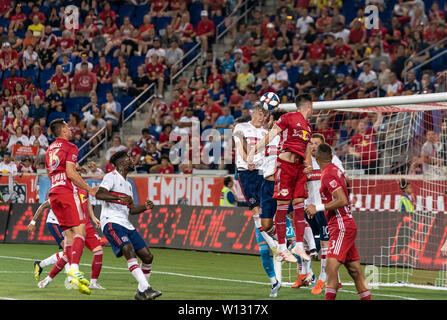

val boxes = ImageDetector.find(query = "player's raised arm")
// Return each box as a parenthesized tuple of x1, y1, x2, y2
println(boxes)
(95, 186, 134, 205)
(27, 200, 50, 234)
(247, 124, 282, 164)
(66, 161, 98, 197)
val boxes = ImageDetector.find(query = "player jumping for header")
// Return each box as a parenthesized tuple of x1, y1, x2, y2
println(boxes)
(95, 150, 161, 300)
(305, 143, 371, 300)
(249, 94, 314, 263)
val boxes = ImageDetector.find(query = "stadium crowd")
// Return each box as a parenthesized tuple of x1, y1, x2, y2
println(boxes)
(0, 0, 445, 176)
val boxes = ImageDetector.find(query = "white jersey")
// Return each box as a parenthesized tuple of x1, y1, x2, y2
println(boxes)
(46, 208, 59, 225)
(99, 170, 135, 231)
(306, 155, 344, 206)
(233, 121, 267, 170)
(262, 135, 280, 178)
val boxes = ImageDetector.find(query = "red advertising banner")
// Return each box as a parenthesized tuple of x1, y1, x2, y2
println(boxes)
(12, 145, 38, 157)
(0, 174, 38, 203)
(4, 204, 447, 271)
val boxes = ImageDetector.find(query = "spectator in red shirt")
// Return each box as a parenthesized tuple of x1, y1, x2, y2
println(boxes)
(39, 25, 58, 51)
(175, 12, 195, 44)
(58, 30, 75, 56)
(99, 2, 117, 24)
(71, 62, 97, 97)
(101, 16, 119, 40)
(29, 5, 46, 24)
(49, 65, 70, 95)
(202, 95, 223, 129)
(81, 15, 99, 40)
(157, 156, 174, 174)
(7, 108, 29, 136)
(315, 7, 331, 33)
(263, 23, 278, 47)
(0, 0, 11, 18)
(207, 64, 223, 89)
(349, 18, 366, 44)
(196, 10, 215, 55)
(170, 89, 190, 121)
(307, 35, 327, 66)
(0, 42, 18, 71)
(315, 116, 337, 146)
(349, 117, 381, 174)
(334, 37, 354, 66)
(149, 0, 169, 18)
(25, 85, 45, 104)
(145, 53, 165, 97)
(2, 68, 26, 92)
(94, 55, 112, 84)
(7, 4, 26, 32)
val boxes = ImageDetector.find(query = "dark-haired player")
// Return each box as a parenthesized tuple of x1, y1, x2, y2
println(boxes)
(250, 94, 314, 263)
(305, 143, 371, 300)
(95, 150, 162, 300)
(45, 118, 98, 295)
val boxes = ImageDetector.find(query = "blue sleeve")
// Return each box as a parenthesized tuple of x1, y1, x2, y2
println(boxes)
(116, 102, 122, 113)
(227, 191, 236, 204)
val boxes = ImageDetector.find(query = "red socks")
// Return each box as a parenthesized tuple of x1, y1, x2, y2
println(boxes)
(274, 204, 289, 245)
(325, 286, 337, 300)
(358, 290, 372, 300)
(71, 234, 85, 266)
(91, 250, 103, 281)
(49, 255, 68, 279)
(293, 202, 305, 243)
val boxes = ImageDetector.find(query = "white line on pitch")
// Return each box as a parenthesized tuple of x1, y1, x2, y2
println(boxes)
(0, 255, 425, 300)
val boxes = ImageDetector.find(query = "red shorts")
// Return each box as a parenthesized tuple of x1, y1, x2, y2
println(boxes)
(85, 222, 104, 251)
(327, 226, 359, 263)
(49, 192, 85, 230)
(273, 157, 308, 200)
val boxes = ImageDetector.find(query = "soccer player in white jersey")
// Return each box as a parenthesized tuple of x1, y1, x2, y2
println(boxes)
(233, 103, 277, 252)
(95, 150, 161, 300)
(306, 133, 345, 294)
(233, 104, 281, 297)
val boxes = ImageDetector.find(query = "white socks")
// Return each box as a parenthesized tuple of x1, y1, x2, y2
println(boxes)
(127, 258, 149, 292)
(252, 214, 277, 250)
(304, 226, 316, 251)
(40, 252, 63, 268)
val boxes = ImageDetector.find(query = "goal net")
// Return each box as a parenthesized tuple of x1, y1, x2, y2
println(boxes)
(278, 93, 447, 290)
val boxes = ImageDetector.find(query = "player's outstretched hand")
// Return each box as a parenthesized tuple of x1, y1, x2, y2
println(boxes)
(89, 186, 99, 197)
(27, 223, 35, 234)
(305, 204, 317, 219)
(303, 165, 312, 175)
(145, 200, 154, 210)
(92, 216, 101, 229)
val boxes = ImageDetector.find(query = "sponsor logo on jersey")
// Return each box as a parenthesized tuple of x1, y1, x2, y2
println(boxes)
(121, 236, 129, 242)
(329, 180, 338, 188)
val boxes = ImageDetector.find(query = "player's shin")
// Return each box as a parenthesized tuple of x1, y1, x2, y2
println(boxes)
(292, 202, 306, 245)
(70, 234, 86, 270)
(128, 258, 150, 292)
(90, 250, 103, 283)
(48, 254, 68, 279)
(253, 214, 277, 251)
(274, 204, 289, 251)
(141, 263, 152, 281)
(40, 251, 63, 269)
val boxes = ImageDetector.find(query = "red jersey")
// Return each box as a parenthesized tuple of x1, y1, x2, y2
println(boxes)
(320, 163, 356, 231)
(50, 73, 69, 89)
(45, 138, 79, 195)
(350, 129, 377, 165)
(276, 111, 312, 158)
(196, 20, 215, 36)
(158, 165, 174, 174)
(170, 97, 189, 120)
(307, 43, 326, 59)
(58, 38, 74, 51)
(145, 62, 164, 78)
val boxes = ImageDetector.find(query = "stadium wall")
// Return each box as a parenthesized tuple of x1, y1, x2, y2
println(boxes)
(2, 204, 446, 270)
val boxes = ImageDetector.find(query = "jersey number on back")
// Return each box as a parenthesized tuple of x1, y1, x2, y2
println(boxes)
(48, 149, 60, 173)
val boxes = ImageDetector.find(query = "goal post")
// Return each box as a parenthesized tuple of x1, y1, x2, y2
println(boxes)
(278, 93, 447, 289)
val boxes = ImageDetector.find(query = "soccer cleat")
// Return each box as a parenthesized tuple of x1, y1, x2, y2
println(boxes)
(135, 287, 162, 300)
(67, 267, 90, 287)
(291, 273, 307, 289)
(33, 261, 43, 281)
(269, 280, 281, 298)
(311, 280, 326, 295)
(70, 277, 91, 295)
(89, 282, 106, 290)
(275, 249, 298, 263)
(291, 245, 311, 262)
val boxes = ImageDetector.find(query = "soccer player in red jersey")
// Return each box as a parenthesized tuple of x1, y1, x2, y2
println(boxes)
(249, 94, 314, 263)
(45, 118, 98, 294)
(305, 143, 371, 300)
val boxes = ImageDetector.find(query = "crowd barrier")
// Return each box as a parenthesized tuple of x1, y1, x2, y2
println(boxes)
(1, 204, 446, 270)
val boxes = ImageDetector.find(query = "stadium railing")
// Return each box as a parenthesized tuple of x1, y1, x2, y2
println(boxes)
(403, 37, 447, 83)
(78, 126, 107, 164)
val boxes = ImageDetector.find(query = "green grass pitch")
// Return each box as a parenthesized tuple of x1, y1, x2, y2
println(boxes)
(0, 244, 445, 300)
